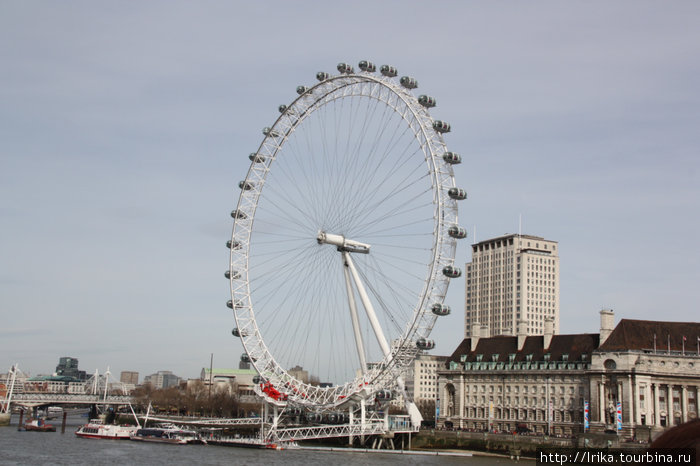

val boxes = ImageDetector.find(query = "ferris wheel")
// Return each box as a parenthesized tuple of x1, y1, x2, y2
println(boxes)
(227, 60, 467, 412)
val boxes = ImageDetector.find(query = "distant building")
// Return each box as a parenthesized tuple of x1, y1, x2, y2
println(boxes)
(25, 375, 87, 394)
(55, 357, 87, 381)
(120, 371, 139, 385)
(287, 365, 309, 384)
(465, 234, 559, 337)
(143, 371, 180, 389)
(285, 366, 320, 386)
(199, 368, 257, 402)
(404, 353, 448, 404)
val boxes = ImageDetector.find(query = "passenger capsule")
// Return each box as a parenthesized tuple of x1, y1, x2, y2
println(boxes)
(416, 338, 436, 350)
(239, 180, 254, 190)
(358, 60, 376, 72)
(232, 327, 248, 337)
(253, 375, 264, 384)
(337, 62, 354, 74)
(442, 266, 462, 278)
(400, 76, 418, 89)
(380, 65, 398, 77)
(442, 152, 461, 164)
(230, 210, 247, 219)
(375, 389, 393, 400)
(262, 127, 279, 137)
(296, 85, 309, 95)
(316, 71, 330, 82)
(327, 413, 347, 424)
(448, 187, 467, 200)
(308, 413, 323, 423)
(278, 104, 287, 113)
(418, 95, 436, 108)
(227, 299, 244, 309)
(431, 303, 451, 316)
(225, 270, 241, 280)
(226, 240, 241, 250)
(240, 353, 251, 363)
(448, 225, 467, 239)
(249, 152, 265, 163)
(432, 120, 451, 133)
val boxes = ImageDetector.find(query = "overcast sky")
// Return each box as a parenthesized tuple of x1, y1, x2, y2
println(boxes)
(2, 1, 699, 381)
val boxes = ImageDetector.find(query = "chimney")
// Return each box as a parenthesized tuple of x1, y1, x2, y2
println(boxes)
(470, 322, 481, 352)
(481, 324, 490, 339)
(517, 319, 528, 351)
(544, 317, 554, 349)
(599, 309, 615, 345)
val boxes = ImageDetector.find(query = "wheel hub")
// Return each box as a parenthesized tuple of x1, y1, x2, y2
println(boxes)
(317, 231, 370, 254)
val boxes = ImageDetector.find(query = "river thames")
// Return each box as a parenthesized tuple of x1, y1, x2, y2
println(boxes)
(0, 416, 516, 465)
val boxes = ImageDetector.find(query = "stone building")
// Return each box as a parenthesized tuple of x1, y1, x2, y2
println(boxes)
(589, 316, 700, 435)
(437, 310, 700, 439)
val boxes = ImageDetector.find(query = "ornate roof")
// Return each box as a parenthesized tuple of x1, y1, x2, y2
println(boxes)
(598, 319, 700, 352)
(446, 333, 599, 367)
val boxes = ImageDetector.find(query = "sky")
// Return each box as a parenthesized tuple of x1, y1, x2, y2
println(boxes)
(1, 1, 699, 381)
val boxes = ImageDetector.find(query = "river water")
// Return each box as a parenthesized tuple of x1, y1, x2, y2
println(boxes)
(0, 415, 514, 465)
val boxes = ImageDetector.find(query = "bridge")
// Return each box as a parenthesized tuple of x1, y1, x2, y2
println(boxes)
(146, 413, 415, 448)
(10, 393, 133, 407)
(3, 365, 419, 447)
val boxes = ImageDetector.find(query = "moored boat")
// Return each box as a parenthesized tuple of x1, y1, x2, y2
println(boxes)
(75, 419, 139, 440)
(130, 425, 206, 445)
(20, 418, 56, 432)
(208, 436, 277, 449)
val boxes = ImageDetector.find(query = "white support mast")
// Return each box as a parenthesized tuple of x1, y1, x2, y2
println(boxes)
(342, 255, 368, 374)
(318, 231, 423, 427)
(343, 251, 391, 357)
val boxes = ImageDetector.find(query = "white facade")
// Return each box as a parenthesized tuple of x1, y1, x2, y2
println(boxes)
(465, 234, 559, 337)
(404, 354, 447, 404)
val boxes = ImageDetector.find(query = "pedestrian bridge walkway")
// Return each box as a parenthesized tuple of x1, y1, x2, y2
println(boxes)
(10, 392, 133, 407)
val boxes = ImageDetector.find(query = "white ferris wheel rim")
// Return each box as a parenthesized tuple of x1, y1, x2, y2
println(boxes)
(229, 65, 460, 409)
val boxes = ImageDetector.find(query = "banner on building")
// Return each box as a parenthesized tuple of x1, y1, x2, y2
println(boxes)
(584, 400, 589, 430)
(616, 402, 622, 431)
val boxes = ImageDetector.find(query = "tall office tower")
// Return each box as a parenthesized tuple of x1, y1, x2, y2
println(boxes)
(464, 234, 559, 337)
